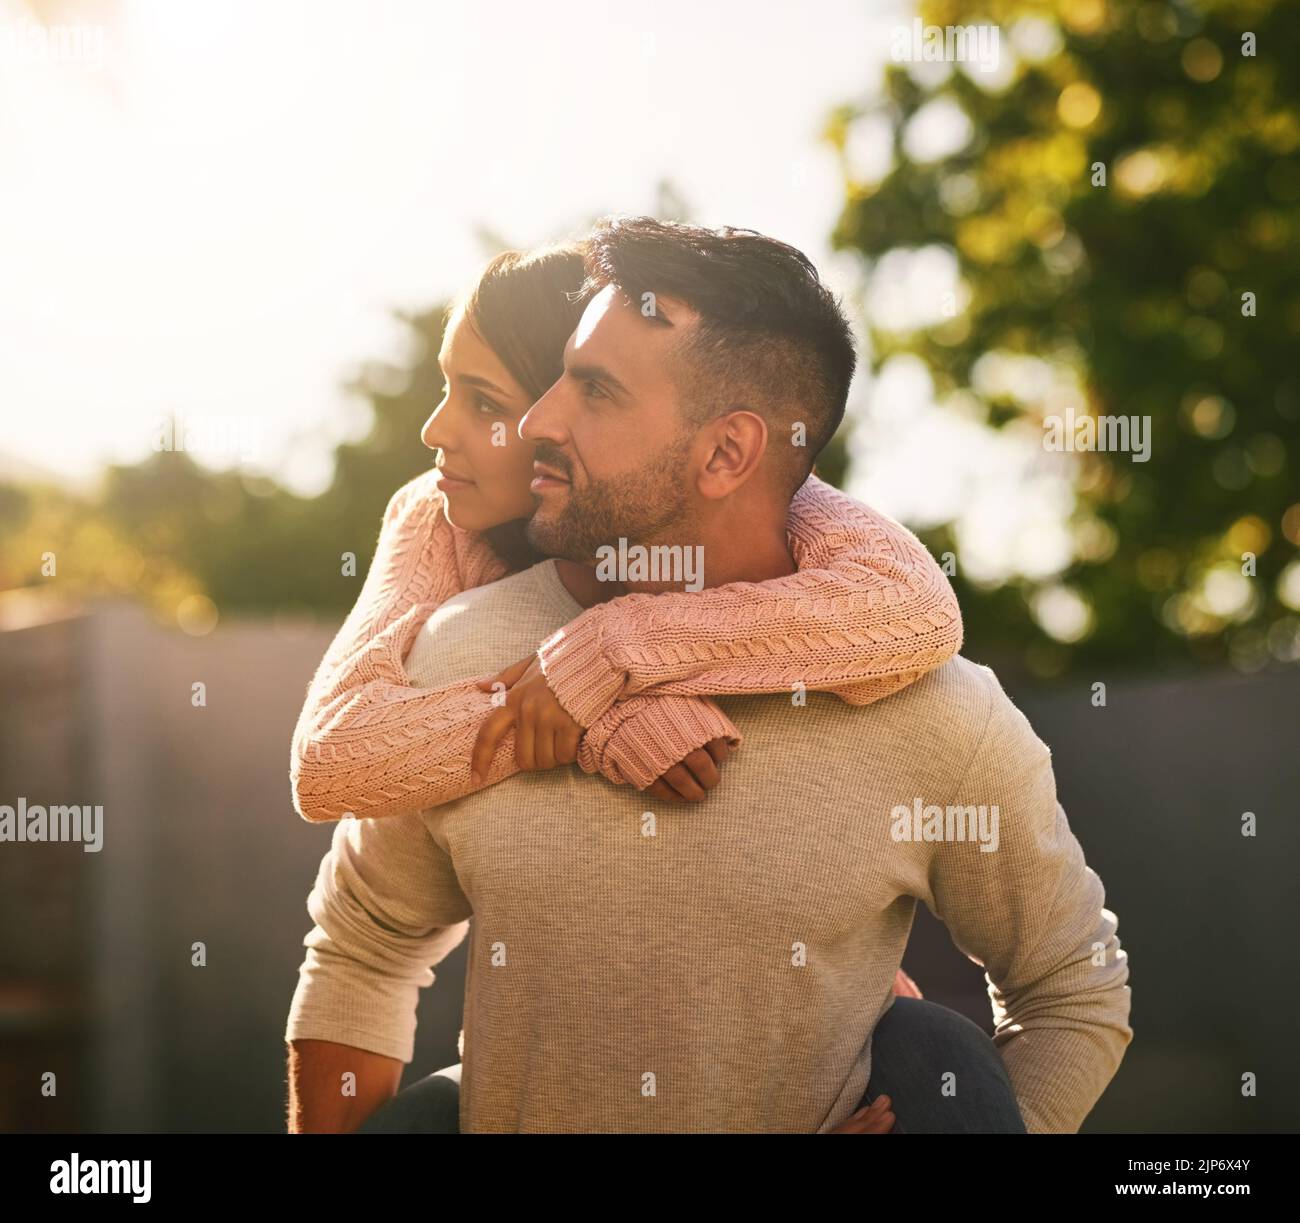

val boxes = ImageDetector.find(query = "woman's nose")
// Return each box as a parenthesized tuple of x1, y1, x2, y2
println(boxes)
(422, 396, 453, 453)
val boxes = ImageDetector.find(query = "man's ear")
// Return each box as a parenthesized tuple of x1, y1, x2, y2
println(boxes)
(696, 410, 768, 500)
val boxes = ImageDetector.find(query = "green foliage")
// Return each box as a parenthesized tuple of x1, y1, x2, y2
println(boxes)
(827, 0, 1300, 678)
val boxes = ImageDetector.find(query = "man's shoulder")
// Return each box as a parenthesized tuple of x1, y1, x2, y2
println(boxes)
(884, 653, 1001, 727)
(406, 560, 575, 689)
(779, 654, 1046, 771)
(910, 653, 1000, 702)
(905, 655, 1051, 779)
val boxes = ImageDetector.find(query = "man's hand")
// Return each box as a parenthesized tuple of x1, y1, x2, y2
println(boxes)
(644, 737, 732, 803)
(473, 655, 582, 781)
(826, 1095, 896, 1133)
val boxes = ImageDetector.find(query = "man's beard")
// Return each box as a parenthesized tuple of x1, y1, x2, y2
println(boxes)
(525, 434, 695, 562)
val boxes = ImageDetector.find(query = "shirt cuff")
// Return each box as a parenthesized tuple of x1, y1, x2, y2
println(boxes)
(536, 611, 627, 728)
(284, 953, 420, 1064)
(284, 1015, 415, 1066)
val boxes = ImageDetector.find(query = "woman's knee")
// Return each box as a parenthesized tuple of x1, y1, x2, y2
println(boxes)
(356, 1065, 461, 1134)
(868, 996, 1025, 1132)
(876, 997, 1005, 1063)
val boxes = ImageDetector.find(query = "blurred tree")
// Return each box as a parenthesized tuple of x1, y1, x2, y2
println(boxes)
(826, 0, 1300, 679)
(0, 304, 450, 628)
(102, 303, 450, 622)
(0, 473, 205, 617)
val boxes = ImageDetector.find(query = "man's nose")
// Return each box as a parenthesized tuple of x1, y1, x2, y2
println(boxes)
(519, 378, 565, 444)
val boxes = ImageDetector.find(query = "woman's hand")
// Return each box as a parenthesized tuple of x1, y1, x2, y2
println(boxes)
(826, 1095, 896, 1133)
(893, 969, 923, 999)
(473, 656, 582, 780)
(473, 659, 734, 804)
(644, 738, 732, 803)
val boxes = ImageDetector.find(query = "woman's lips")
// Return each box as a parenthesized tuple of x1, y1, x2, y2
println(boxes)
(436, 470, 476, 492)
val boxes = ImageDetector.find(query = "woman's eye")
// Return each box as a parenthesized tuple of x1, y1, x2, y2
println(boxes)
(475, 394, 501, 416)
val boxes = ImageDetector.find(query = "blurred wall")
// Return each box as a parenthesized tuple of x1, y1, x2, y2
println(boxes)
(0, 597, 466, 1134)
(0, 596, 1294, 1132)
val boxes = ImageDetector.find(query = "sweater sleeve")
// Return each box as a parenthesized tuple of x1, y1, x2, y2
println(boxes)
(288, 469, 510, 823)
(291, 470, 479, 747)
(576, 692, 742, 787)
(535, 471, 964, 745)
(913, 669, 1133, 1133)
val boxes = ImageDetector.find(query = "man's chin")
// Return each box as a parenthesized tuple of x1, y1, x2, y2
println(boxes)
(523, 512, 561, 555)
(525, 509, 591, 563)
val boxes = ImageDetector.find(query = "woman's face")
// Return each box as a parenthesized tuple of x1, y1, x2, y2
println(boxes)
(421, 308, 541, 532)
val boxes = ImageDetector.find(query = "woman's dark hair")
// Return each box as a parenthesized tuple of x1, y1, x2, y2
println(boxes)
(581, 215, 857, 495)
(445, 242, 589, 572)
(455, 242, 590, 403)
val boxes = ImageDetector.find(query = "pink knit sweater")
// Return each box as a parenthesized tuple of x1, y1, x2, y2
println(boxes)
(289, 467, 962, 828)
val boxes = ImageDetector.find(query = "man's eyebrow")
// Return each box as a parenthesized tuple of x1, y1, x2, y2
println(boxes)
(567, 362, 632, 397)
(648, 301, 675, 326)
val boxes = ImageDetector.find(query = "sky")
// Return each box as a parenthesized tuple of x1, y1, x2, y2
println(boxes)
(0, 0, 1076, 585)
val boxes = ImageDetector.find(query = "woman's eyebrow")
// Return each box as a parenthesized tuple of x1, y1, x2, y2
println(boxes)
(458, 372, 512, 396)
(438, 360, 513, 398)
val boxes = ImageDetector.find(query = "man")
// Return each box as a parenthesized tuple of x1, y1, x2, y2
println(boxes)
(285, 218, 1132, 1133)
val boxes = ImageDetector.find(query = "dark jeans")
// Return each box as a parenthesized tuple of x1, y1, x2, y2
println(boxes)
(357, 996, 1027, 1134)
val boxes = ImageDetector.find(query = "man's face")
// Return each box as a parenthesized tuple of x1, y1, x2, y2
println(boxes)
(518, 284, 700, 561)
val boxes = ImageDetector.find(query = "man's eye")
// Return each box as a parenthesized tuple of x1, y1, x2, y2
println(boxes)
(584, 380, 607, 400)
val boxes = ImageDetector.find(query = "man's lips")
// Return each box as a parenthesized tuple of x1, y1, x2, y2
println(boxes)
(530, 461, 570, 492)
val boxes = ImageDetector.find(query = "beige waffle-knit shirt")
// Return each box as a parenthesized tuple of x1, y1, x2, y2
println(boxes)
(286, 560, 1132, 1133)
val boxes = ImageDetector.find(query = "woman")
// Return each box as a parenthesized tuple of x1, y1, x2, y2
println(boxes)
(293, 238, 1028, 1134)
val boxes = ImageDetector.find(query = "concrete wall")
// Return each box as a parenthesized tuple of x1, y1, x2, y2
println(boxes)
(1, 594, 1295, 1132)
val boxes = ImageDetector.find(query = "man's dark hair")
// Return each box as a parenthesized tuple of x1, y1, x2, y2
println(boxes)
(580, 215, 857, 496)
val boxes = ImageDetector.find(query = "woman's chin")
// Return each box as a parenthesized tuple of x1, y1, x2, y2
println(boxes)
(438, 491, 483, 533)
(439, 491, 521, 536)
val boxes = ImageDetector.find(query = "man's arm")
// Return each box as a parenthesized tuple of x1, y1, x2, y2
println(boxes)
(913, 668, 1133, 1133)
(287, 1040, 403, 1134)
(284, 811, 472, 1132)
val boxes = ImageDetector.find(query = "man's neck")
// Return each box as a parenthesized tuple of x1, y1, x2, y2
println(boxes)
(554, 558, 623, 609)
(553, 527, 796, 609)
